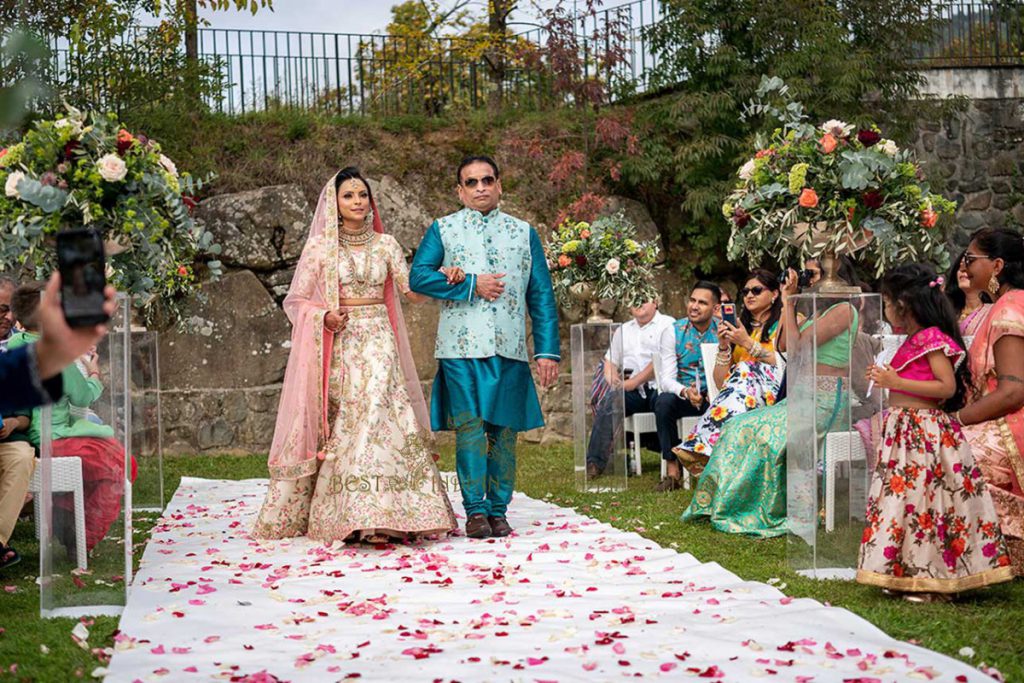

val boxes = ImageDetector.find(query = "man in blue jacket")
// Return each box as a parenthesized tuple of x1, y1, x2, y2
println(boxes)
(411, 155, 560, 539)
(0, 274, 116, 415)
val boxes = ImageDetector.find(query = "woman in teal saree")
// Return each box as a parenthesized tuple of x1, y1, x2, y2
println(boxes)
(681, 269, 859, 537)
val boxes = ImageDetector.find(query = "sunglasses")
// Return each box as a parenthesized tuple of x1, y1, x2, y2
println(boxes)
(740, 286, 767, 297)
(961, 253, 992, 267)
(461, 176, 496, 189)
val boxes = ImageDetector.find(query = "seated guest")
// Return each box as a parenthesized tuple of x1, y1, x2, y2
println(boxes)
(682, 266, 859, 536)
(0, 276, 15, 352)
(1, 404, 34, 571)
(653, 281, 720, 491)
(673, 269, 785, 477)
(586, 300, 674, 477)
(0, 274, 118, 416)
(7, 282, 135, 554)
(1, 275, 34, 569)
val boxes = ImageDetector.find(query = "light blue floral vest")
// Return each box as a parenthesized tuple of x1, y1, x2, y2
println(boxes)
(435, 208, 532, 361)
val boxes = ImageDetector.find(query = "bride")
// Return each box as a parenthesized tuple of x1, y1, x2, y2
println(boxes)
(253, 167, 457, 543)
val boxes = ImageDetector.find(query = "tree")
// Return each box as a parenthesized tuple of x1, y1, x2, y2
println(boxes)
(0, 0, 272, 117)
(486, 0, 517, 111)
(612, 0, 955, 278)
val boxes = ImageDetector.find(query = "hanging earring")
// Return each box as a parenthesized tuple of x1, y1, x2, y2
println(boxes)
(363, 209, 374, 227)
(988, 274, 1001, 296)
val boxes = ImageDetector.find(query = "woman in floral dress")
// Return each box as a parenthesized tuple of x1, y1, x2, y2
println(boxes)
(673, 269, 786, 477)
(253, 168, 457, 543)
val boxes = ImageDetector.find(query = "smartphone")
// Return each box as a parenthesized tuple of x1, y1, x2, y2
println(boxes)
(721, 302, 737, 327)
(56, 228, 109, 327)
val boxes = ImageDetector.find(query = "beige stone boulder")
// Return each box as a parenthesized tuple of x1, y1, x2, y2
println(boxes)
(159, 270, 290, 391)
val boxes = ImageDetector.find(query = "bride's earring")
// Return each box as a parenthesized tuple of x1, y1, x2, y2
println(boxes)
(363, 209, 374, 227)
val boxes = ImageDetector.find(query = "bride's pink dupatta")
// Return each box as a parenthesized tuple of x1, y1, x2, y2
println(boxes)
(266, 173, 430, 481)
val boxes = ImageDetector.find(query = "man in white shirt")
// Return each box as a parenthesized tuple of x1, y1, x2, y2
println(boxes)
(586, 301, 674, 477)
(654, 282, 720, 490)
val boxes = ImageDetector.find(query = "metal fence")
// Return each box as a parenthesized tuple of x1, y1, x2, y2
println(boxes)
(23, 0, 1024, 117)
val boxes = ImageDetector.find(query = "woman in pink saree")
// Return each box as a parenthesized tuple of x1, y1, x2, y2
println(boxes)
(253, 168, 457, 543)
(957, 227, 1024, 576)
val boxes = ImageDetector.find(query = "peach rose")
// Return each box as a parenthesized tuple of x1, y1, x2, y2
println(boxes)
(96, 153, 127, 182)
(580, 229, 591, 239)
(920, 209, 938, 228)
(557, 254, 572, 268)
(798, 188, 819, 208)
(819, 133, 838, 153)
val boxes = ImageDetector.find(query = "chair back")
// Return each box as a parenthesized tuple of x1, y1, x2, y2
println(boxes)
(700, 343, 721, 403)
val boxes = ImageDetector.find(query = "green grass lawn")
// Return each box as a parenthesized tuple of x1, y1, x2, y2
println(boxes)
(1, 445, 1020, 681)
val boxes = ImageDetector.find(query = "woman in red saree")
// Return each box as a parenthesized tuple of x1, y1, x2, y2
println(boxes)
(958, 227, 1024, 575)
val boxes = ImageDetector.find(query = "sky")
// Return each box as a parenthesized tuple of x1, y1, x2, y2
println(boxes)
(197, 0, 573, 35)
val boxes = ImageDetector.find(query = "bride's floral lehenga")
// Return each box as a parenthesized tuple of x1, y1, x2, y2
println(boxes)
(253, 174, 456, 543)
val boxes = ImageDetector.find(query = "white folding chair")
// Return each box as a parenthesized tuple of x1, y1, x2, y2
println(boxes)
(700, 343, 721, 403)
(28, 456, 88, 571)
(625, 360, 659, 476)
(823, 431, 868, 532)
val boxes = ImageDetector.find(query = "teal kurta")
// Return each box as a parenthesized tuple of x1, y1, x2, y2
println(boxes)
(5, 331, 114, 445)
(410, 209, 560, 433)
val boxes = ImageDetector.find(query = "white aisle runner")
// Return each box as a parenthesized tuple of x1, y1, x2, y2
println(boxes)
(105, 477, 988, 682)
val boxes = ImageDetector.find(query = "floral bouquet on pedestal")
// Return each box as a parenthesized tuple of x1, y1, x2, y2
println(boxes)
(0, 106, 221, 324)
(724, 77, 956, 278)
(546, 210, 660, 321)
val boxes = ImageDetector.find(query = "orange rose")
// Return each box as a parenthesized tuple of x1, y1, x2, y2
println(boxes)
(950, 537, 966, 558)
(798, 188, 819, 208)
(920, 209, 938, 228)
(580, 229, 591, 239)
(557, 254, 572, 268)
(890, 475, 905, 494)
(819, 133, 837, 153)
(861, 527, 873, 543)
(177, 265, 188, 277)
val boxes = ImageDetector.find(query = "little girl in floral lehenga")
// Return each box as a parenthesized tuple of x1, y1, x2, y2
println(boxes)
(858, 264, 1013, 601)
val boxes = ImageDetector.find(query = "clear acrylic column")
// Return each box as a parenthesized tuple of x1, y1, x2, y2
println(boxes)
(786, 291, 883, 579)
(130, 330, 163, 512)
(572, 322, 628, 492)
(39, 293, 136, 617)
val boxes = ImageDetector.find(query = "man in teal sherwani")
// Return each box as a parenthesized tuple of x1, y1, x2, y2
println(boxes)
(410, 155, 561, 539)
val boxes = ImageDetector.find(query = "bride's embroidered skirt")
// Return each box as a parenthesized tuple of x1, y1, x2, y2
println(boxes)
(253, 304, 456, 542)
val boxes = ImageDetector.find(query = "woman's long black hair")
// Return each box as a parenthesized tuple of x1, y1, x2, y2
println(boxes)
(944, 247, 992, 313)
(880, 263, 971, 412)
(741, 269, 783, 338)
(334, 166, 374, 205)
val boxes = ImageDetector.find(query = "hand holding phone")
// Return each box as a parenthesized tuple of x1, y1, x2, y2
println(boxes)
(56, 228, 109, 327)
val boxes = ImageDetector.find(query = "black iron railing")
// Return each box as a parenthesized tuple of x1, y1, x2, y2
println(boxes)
(16, 0, 1024, 117)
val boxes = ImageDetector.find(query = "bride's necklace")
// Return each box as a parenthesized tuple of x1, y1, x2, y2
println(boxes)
(338, 222, 374, 246)
(339, 224, 375, 283)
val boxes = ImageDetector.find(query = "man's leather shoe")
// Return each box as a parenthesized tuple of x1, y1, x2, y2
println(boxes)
(585, 463, 601, 478)
(488, 516, 513, 537)
(465, 513, 491, 539)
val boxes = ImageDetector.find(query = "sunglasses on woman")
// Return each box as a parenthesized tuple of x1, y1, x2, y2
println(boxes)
(961, 253, 992, 267)
(740, 285, 767, 297)
(461, 176, 496, 189)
